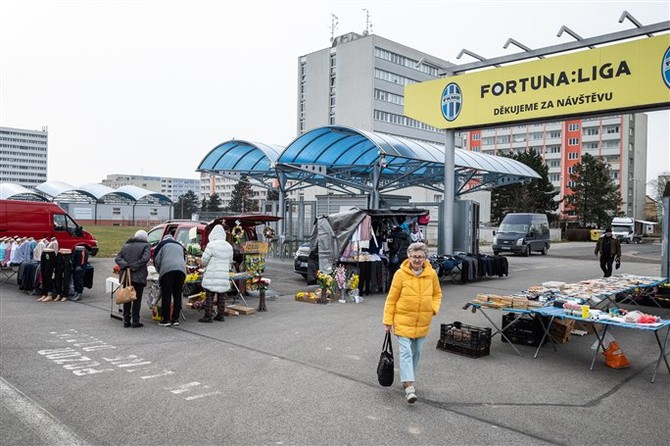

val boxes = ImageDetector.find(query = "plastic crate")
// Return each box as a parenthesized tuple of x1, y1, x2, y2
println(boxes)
(437, 339, 491, 358)
(437, 322, 491, 358)
(500, 313, 547, 347)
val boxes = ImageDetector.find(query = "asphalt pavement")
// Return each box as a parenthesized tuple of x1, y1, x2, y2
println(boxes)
(1, 241, 668, 446)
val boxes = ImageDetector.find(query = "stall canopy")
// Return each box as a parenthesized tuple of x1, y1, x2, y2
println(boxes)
(309, 207, 429, 274)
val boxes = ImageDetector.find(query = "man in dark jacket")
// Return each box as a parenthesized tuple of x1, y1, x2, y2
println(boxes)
(594, 227, 621, 278)
(115, 230, 151, 328)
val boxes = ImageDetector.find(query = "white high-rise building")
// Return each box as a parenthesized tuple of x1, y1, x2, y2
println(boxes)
(0, 126, 48, 187)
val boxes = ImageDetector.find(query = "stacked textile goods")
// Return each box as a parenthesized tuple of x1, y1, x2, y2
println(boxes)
(455, 253, 509, 283)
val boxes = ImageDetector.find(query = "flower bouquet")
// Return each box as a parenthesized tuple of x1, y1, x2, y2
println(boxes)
(334, 265, 348, 303)
(231, 220, 244, 243)
(347, 274, 362, 303)
(263, 226, 275, 241)
(316, 269, 334, 304)
(249, 276, 271, 291)
(295, 291, 319, 303)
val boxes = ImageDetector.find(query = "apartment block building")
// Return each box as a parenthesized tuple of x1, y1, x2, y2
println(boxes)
(297, 32, 649, 220)
(465, 115, 648, 220)
(0, 126, 48, 187)
(102, 173, 199, 201)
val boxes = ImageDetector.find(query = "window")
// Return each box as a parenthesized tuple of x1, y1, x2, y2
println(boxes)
(568, 123, 580, 131)
(584, 128, 599, 136)
(374, 69, 418, 86)
(496, 135, 510, 144)
(568, 138, 579, 146)
(472, 134, 480, 141)
(548, 131, 561, 138)
(568, 152, 579, 160)
(605, 125, 620, 134)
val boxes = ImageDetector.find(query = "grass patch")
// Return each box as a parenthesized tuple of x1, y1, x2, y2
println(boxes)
(86, 225, 150, 258)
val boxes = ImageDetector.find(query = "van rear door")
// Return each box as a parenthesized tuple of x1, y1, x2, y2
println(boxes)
(0, 201, 6, 233)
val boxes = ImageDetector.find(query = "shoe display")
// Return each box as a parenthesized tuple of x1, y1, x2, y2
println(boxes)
(158, 321, 171, 327)
(131, 323, 144, 328)
(198, 316, 213, 323)
(213, 314, 224, 322)
(405, 386, 417, 404)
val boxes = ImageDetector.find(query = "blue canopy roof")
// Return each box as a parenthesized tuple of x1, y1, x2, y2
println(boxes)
(195, 126, 541, 196)
(275, 126, 540, 194)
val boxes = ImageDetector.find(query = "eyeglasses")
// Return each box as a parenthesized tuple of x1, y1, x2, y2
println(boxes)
(409, 255, 426, 260)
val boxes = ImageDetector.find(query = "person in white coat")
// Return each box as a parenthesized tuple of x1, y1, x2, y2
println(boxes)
(199, 224, 233, 322)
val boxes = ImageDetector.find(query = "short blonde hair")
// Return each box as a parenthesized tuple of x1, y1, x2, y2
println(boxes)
(407, 242, 428, 257)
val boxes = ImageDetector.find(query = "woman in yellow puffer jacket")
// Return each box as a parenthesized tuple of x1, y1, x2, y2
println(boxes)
(383, 242, 442, 404)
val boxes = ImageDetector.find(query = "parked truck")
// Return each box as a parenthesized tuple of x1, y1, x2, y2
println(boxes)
(610, 217, 643, 244)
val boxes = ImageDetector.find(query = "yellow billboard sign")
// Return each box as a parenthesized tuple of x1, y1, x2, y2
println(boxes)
(405, 34, 670, 129)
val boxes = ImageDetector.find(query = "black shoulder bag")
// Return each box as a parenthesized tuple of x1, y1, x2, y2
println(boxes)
(377, 332, 394, 387)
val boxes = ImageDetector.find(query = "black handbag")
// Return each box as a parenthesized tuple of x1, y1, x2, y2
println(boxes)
(377, 332, 394, 387)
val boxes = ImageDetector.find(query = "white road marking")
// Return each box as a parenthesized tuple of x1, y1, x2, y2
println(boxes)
(0, 376, 89, 445)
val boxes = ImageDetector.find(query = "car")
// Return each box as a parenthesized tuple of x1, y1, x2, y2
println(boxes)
(293, 243, 310, 277)
(146, 215, 281, 258)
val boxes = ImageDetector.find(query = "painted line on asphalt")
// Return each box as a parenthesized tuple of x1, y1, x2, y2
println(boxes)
(0, 377, 89, 445)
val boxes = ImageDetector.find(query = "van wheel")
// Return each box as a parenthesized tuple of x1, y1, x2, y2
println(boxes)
(524, 245, 531, 257)
(541, 245, 548, 256)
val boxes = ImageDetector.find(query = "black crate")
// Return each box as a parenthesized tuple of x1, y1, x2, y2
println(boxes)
(437, 339, 490, 358)
(501, 313, 547, 347)
(437, 322, 491, 358)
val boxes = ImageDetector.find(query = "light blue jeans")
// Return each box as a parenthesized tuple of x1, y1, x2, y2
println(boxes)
(396, 336, 426, 383)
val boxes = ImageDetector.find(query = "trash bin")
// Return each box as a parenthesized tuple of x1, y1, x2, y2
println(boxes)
(590, 229, 602, 241)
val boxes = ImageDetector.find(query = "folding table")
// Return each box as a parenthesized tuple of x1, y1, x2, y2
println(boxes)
(533, 306, 670, 383)
(465, 302, 557, 356)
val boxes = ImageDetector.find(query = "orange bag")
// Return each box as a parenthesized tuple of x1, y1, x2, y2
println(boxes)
(601, 341, 630, 369)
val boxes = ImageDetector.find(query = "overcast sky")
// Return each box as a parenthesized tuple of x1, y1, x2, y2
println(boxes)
(2, 0, 668, 192)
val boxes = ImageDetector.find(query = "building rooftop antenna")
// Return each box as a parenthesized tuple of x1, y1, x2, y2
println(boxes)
(330, 13, 339, 42)
(362, 8, 373, 36)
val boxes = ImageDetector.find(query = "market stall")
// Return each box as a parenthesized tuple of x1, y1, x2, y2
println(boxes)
(305, 207, 430, 294)
(463, 274, 669, 382)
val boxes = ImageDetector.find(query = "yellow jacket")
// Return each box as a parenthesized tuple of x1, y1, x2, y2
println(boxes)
(383, 259, 442, 338)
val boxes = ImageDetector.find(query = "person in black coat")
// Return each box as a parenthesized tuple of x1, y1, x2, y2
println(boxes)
(115, 230, 151, 328)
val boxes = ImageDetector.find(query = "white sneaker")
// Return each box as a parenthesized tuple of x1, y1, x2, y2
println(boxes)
(405, 386, 417, 404)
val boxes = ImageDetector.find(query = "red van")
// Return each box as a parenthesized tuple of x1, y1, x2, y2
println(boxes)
(0, 199, 99, 255)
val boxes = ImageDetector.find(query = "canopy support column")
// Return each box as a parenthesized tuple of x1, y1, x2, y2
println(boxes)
(440, 129, 455, 255)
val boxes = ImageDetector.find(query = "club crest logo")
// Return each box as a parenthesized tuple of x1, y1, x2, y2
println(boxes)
(441, 82, 462, 122)
(663, 46, 670, 89)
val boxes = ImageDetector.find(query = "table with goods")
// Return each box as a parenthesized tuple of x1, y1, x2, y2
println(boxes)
(449, 274, 669, 383)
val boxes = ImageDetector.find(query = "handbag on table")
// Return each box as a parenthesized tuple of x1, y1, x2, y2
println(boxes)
(377, 332, 394, 387)
(114, 271, 137, 305)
